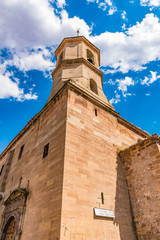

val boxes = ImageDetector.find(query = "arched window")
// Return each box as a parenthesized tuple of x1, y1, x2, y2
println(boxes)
(90, 79, 98, 94)
(2, 216, 16, 240)
(87, 49, 94, 64)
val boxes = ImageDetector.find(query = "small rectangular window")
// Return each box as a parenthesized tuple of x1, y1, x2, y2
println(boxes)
(18, 145, 24, 159)
(43, 143, 49, 158)
(95, 109, 97, 116)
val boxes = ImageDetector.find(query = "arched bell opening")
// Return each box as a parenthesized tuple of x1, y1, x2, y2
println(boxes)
(87, 49, 94, 65)
(90, 79, 98, 94)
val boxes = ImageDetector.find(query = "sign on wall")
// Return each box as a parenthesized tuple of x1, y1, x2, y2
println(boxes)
(94, 208, 115, 218)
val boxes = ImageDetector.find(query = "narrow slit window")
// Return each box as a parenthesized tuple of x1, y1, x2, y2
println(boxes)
(0, 165, 4, 175)
(101, 192, 104, 204)
(95, 109, 97, 116)
(18, 145, 24, 159)
(43, 143, 49, 158)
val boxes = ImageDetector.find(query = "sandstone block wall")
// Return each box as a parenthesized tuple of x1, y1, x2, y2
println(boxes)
(0, 35, 152, 240)
(0, 85, 149, 240)
(60, 88, 146, 240)
(0, 91, 68, 240)
(120, 135, 160, 240)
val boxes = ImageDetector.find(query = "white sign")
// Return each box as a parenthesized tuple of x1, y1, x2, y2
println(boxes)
(94, 208, 115, 218)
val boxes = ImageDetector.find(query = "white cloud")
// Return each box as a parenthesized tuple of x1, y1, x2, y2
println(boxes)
(0, 47, 55, 101)
(105, 0, 113, 6)
(12, 48, 55, 72)
(117, 77, 134, 95)
(4, 0, 160, 77)
(109, 92, 121, 104)
(0, 0, 90, 50)
(146, 93, 150, 96)
(1, 0, 160, 102)
(121, 23, 126, 30)
(0, 72, 22, 99)
(108, 6, 117, 15)
(109, 77, 134, 104)
(123, 92, 132, 98)
(98, 2, 107, 11)
(23, 92, 38, 100)
(91, 14, 160, 73)
(86, 0, 117, 14)
(56, 0, 66, 8)
(140, 0, 160, 7)
(0, 72, 37, 101)
(60, 10, 90, 37)
(0, 0, 91, 101)
(108, 78, 115, 85)
(121, 11, 127, 20)
(141, 71, 160, 85)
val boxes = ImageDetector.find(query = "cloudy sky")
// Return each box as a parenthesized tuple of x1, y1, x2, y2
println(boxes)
(0, 0, 160, 153)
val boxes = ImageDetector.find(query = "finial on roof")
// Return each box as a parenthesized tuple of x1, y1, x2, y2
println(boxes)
(77, 29, 80, 36)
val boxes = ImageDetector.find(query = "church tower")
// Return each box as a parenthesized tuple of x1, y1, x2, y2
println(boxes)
(48, 36, 114, 110)
(0, 36, 150, 240)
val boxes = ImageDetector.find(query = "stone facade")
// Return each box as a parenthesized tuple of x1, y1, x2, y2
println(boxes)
(119, 134, 160, 240)
(0, 36, 158, 240)
(60, 87, 145, 240)
(0, 91, 68, 240)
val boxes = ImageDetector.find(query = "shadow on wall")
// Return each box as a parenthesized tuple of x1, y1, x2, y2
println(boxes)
(114, 155, 138, 240)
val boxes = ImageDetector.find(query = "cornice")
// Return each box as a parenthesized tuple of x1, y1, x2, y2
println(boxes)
(0, 80, 149, 160)
(55, 36, 100, 65)
(67, 79, 115, 111)
(67, 80, 149, 139)
(119, 133, 159, 157)
(117, 117, 149, 138)
(51, 58, 103, 86)
(0, 83, 68, 160)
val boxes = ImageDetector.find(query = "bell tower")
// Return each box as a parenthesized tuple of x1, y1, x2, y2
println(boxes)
(47, 36, 114, 110)
(0, 35, 151, 240)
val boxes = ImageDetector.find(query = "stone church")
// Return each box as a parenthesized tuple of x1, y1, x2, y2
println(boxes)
(0, 36, 160, 240)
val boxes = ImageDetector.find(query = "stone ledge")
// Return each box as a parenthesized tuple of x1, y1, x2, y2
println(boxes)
(51, 57, 103, 85)
(55, 36, 100, 65)
(0, 79, 149, 160)
(67, 80, 149, 139)
(119, 133, 159, 157)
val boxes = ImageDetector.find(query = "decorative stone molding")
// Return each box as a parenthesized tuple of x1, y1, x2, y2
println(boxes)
(4, 188, 29, 206)
(0, 188, 29, 240)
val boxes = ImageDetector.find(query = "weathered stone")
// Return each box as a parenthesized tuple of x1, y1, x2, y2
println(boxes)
(0, 36, 156, 240)
(120, 136, 160, 240)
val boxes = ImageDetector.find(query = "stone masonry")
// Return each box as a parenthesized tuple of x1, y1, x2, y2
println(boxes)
(119, 134, 160, 240)
(0, 36, 158, 240)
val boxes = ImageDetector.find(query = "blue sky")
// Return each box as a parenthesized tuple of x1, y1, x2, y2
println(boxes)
(0, 0, 160, 153)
